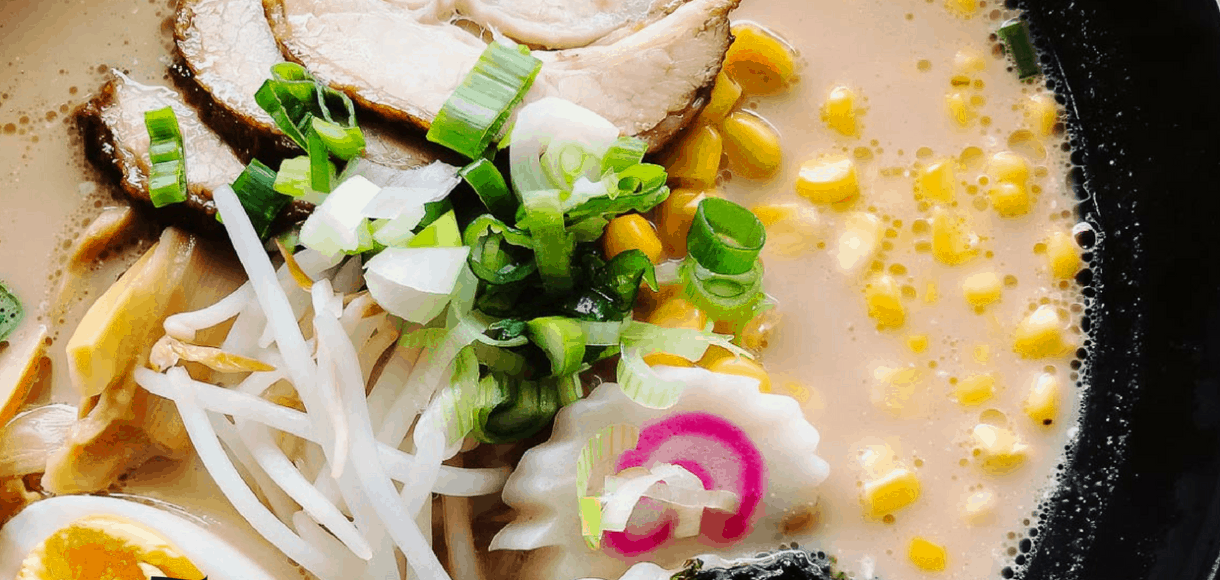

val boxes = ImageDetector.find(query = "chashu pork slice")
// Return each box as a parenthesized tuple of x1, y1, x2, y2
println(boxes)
(263, 0, 738, 151)
(452, 0, 683, 50)
(174, 0, 449, 168)
(78, 72, 313, 230)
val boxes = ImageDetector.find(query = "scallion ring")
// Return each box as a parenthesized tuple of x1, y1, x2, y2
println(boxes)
(686, 197, 767, 276)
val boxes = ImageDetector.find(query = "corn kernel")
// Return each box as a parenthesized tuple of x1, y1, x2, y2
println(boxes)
(1013, 305, 1073, 358)
(707, 356, 772, 392)
(657, 188, 718, 256)
(946, 92, 974, 126)
(698, 71, 743, 126)
(962, 272, 1002, 307)
(872, 366, 927, 416)
(752, 203, 824, 257)
(944, 0, 978, 17)
(603, 214, 663, 264)
(986, 151, 1030, 184)
(1026, 93, 1058, 137)
(988, 182, 1032, 218)
(865, 275, 906, 329)
(723, 24, 796, 96)
(961, 489, 996, 525)
(1045, 231, 1082, 280)
(823, 85, 860, 137)
(648, 297, 708, 331)
(972, 424, 1029, 475)
(930, 208, 980, 266)
(738, 308, 781, 353)
(643, 352, 694, 368)
(924, 281, 939, 304)
(862, 468, 921, 518)
(909, 537, 948, 572)
(907, 334, 930, 354)
(836, 212, 883, 272)
(1024, 372, 1061, 426)
(917, 159, 957, 204)
(954, 373, 996, 406)
(662, 124, 723, 187)
(697, 345, 737, 368)
(954, 48, 987, 74)
(722, 111, 783, 179)
(973, 344, 991, 363)
(797, 157, 860, 204)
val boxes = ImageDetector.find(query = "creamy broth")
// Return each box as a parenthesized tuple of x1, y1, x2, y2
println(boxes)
(716, 0, 1084, 578)
(0, 0, 1086, 579)
(0, 2, 308, 578)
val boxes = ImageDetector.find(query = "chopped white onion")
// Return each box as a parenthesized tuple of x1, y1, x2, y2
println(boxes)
(364, 246, 470, 324)
(331, 255, 365, 295)
(299, 176, 382, 257)
(509, 98, 620, 197)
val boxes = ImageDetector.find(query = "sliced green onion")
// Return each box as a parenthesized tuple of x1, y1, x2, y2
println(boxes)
(0, 282, 24, 342)
(255, 62, 363, 151)
(475, 283, 527, 318)
(615, 163, 667, 197)
(225, 159, 292, 239)
(143, 107, 187, 208)
(407, 210, 462, 248)
(567, 216, 610, 243)
(680, 257, 766, 322)
(465, 217, 538, 285)
(400, 327, 448, 349)
(541, 142, 598, 191)
(998, 19, 1040, 79)
(311, 117, 365, 161)
(481, 375, 560, 443)
(601, 137, 648, 174)
(525, 316, 586, 377)
(578, 320, 628, 346)
(472, 342, 528, 375)
(619, 320, 748, 362)
(460, 158, 518, 221)
(522, 191, 575, 293)
(601, 249, 658, 296)
(485, 318, 528, 343)
(616, 347, 687, 409)
(274, 156, 312, 198)
(427, 42, 542, 159)
(307, 128, 334, 193)
(576, 424, 642, 548)
(562, 182, 670, 225)
(557, 373, 583, 406)
(687, 198, 766, 276)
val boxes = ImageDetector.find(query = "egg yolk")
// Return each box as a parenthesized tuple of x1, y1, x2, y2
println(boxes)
(19, 515, 204, 580)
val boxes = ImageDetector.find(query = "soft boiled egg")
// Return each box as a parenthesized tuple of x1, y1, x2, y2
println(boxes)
(0, 495, 280, 580)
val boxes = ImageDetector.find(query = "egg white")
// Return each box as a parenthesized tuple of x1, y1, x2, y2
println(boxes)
(0, 495, 282, 580)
